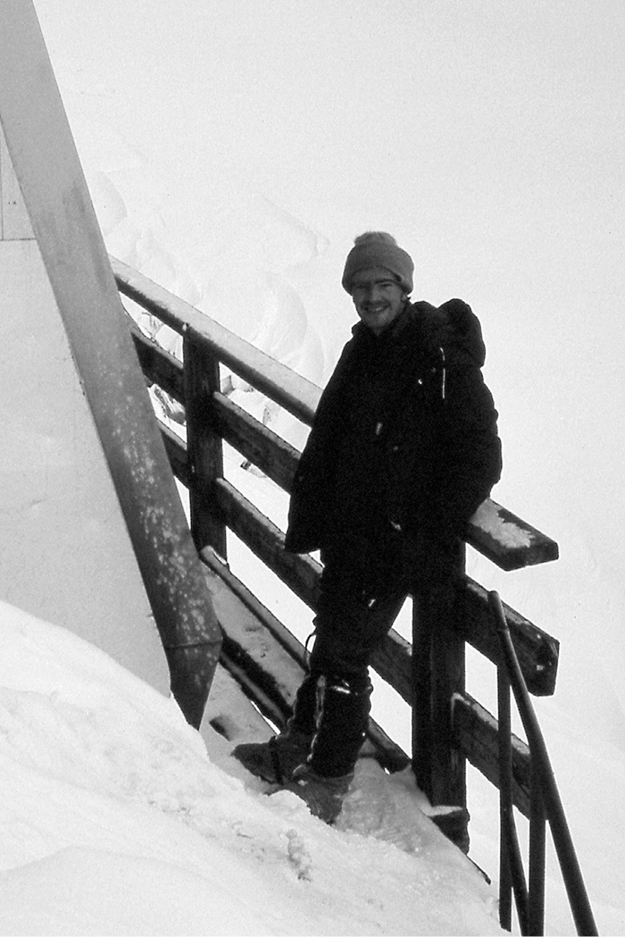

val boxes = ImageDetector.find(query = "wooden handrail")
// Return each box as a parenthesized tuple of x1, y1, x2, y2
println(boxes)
(149, 417, 559, 699)
(119, 257, 558, 573)
(113, 255, 562, 847)
(112, 255, 319, 426)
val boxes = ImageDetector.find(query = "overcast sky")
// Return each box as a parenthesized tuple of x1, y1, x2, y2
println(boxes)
(33, 0, 625, 637)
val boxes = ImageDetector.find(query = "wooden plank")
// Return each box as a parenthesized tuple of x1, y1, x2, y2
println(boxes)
(214, 476, 322, 608)
(467, 499, 559, 570)
(112, 255, 320, 426)
(203, 664, 275, 744)
(210, 581, 304, 728)
(0, 0, 221, 728)
(210, 391, 299, 493)
(184, 336, 228, 558)
(460, 577, 559, 696)
(453, 691, 531, 817)
(159, 421, 191, 486)
(370, 628, 413, 702)
(129, 318, 186, 402)
(430, 591, 467, 806)
(201, 546, 309, 665)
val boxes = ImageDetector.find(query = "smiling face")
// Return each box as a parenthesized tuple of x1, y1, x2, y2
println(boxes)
(350, 266, 408, 335)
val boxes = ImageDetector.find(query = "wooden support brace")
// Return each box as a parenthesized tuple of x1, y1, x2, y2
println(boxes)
(184, 335, 228, 559)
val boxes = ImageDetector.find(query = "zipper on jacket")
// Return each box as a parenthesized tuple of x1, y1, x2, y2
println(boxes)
(440, 346, 447, 400)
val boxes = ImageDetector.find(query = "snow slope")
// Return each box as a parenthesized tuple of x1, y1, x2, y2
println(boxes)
(0, 601, 502, 936)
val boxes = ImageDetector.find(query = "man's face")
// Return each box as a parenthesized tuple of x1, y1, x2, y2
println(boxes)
(350, 266, 408, 335)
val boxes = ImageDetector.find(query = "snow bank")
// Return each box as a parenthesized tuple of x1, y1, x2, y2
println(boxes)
(0, 601, 502, 936)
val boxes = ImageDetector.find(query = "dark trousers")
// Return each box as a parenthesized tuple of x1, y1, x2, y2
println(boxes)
(310, 569, 406, 683)
(291, 542, 408, 777)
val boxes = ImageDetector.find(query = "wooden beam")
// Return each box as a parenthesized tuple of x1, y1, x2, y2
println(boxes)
(204, 664, 275, 744)
(467, 499, 559, 570)
(128, 318, 186, 402)
(112, 255, 320, 426)
(210, 391, 299, 493)
(370, 628, 413, 702)
(461, 578, 559, 696)
(214, 476, 322, 608)
(453, 691, 531, 817)
(0, 0, 221, 728)
(184, 336, 228, 558)
(159, 421, 191, 486)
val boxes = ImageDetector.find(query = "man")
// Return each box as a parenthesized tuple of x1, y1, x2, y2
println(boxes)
(234, 232, 502, 823)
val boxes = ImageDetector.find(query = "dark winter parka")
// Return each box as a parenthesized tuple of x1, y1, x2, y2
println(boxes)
(284, 299, 502, 586)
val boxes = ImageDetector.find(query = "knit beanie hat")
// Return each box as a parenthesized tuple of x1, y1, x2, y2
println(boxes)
(342, 231, 414, 294)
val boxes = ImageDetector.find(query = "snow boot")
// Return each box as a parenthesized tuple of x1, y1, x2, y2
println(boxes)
(232, 727, 312, 785)
(272, 672, 370, 823)
(280, 762, 353, 825)
(232, 673, 318, 784)
(307, 673, 372, 778)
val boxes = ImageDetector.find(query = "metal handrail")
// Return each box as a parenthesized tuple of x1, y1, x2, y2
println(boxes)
(489, 591, 598, 936)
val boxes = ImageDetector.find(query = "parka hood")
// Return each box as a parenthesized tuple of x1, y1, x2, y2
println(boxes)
(412, 298, 487, 367)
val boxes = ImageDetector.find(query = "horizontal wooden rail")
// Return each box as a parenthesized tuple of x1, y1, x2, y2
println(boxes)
(454, 691, 531, 817)
(129, 319, 185, 401)
(113, 255, 319, 426)
(211, 392, 299, 492)
(121, 281, 558, 573)
(214, 476, 321, 607)
(151, 412, 559, 701)
(467, 500, 559, 570)
(462, 579, 559, 696)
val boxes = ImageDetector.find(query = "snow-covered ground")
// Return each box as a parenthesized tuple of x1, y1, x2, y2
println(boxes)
(1, 1, 624, 933)
(0, 600, 502, 936)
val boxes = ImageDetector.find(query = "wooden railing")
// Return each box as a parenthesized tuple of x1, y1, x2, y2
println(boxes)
(112, 255, 560, 821)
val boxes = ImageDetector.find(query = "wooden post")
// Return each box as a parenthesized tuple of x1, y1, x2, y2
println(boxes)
(184, 332, 228, 560)
(412, 550, 467, 809)
(430, 582, 467, 806)
(0, 0, 222, 728)
(411, 592, 434, 798)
